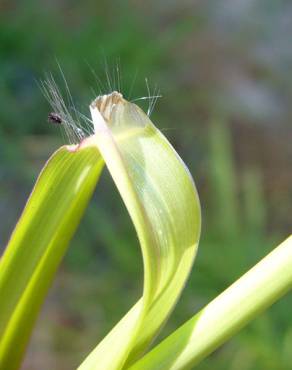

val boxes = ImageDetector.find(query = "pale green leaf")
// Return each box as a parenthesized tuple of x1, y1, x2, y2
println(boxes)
(79, 93, 201, 370)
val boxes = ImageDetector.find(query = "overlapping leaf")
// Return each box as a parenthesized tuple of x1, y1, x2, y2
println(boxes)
(0, 93, 201, 370)
(127, 235, 292, 370)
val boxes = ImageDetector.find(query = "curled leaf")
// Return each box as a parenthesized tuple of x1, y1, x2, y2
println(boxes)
(79, 92, 201, 369)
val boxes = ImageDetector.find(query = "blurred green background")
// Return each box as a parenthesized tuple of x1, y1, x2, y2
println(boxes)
(0, 1, 291, 369)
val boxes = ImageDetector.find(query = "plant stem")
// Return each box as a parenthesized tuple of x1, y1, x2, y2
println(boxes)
(128, 235, 292, 370)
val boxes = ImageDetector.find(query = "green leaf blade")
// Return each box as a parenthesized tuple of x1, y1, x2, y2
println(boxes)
(0, 144, 103, 370)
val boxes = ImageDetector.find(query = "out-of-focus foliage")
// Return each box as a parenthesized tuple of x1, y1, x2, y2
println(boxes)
(0, 1, 291, 369)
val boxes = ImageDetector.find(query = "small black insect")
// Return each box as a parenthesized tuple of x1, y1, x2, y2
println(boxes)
(48, 112, 62, 124)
